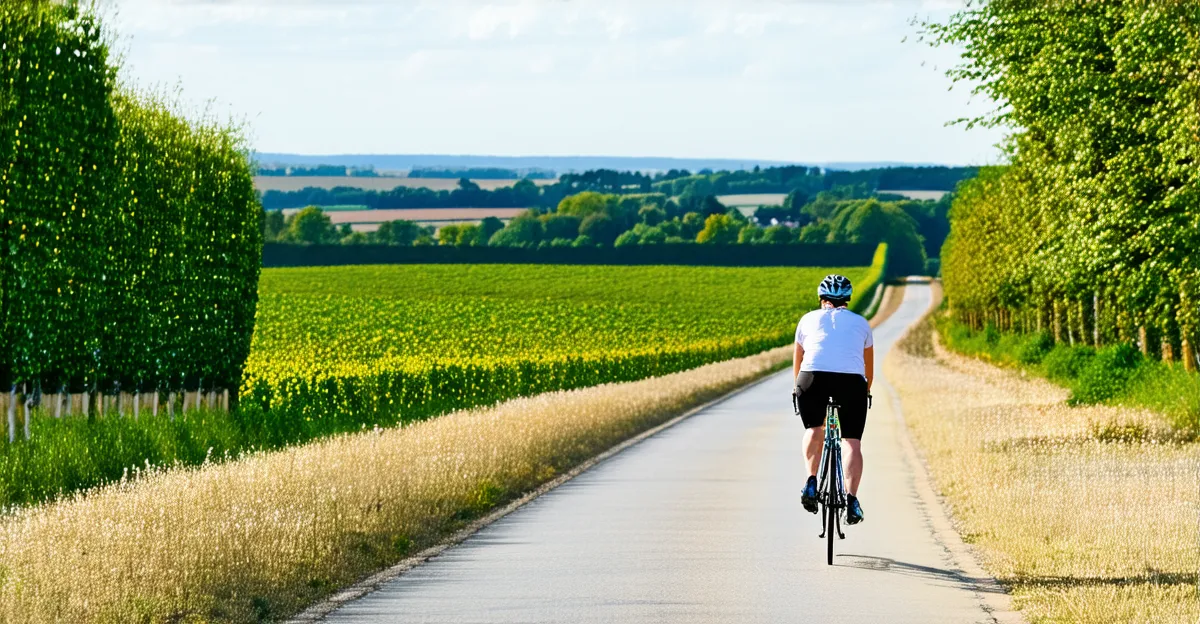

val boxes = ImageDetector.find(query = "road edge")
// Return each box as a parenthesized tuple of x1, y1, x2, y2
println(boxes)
(288, 365, 785, 622)
(881, 280, 1025, 624)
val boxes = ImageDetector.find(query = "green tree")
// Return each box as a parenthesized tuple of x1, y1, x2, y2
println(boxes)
(541, 214, 582, 241)
(488, 211, 543, 247)
(696, 214, 739, 245)
(738, 225, 764, 244)
(288, 206, 336, 244)
(680, 212, 706, 239)
(374, 219, 426, 246)
(614, 230, 640, 248)
(638, 205, 667, 226)
(455, 224, 482, 247)
(580, 214, 620, 246)
(557, 191, 616, 219)
(828, 199, 926, 276)
(437, 225, 461, 246)
(761, 225, 795, 245)
(262, 209, 286, 241)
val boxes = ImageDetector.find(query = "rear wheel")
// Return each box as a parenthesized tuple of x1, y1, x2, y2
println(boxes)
(825, 449, 838, 565)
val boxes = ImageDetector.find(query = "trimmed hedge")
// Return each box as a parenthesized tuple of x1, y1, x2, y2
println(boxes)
(0, 4, 261, 399)
(261, 242, 878, 268)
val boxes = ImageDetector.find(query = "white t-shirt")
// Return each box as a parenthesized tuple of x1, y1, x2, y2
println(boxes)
(794, 307, 873, 377)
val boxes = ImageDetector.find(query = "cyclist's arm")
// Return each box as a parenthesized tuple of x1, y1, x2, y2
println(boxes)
(793, 343, 804, 381)
(864, 346, 874, 391)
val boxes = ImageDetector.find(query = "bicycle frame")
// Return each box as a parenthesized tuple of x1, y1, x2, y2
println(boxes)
(816, 399, 846, 542)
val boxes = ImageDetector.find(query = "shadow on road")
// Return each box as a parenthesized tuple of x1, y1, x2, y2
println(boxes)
(835, 554, 1008, 595)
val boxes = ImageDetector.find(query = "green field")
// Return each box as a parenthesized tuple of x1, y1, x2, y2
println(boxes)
(240, 264, 867, 442)
(0, 264, 871, 506)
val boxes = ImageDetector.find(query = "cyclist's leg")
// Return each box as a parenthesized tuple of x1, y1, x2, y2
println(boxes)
(844, 439, 863, 496)
(831, 373, 869, 495)
(795, 372, 827, 477)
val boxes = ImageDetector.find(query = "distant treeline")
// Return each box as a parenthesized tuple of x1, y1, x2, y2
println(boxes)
(259, 165, 976, 211)
(409, 167, 555, 180)
(257, 164, 380, 177)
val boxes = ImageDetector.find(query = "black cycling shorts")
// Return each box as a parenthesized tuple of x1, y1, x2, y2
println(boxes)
(795, 371, 869, 439)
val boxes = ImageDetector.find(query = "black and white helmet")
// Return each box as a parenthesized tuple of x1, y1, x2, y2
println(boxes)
(817, 274, 853, 301)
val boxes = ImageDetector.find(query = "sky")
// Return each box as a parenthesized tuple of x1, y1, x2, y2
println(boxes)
(105, 0, 1007, 166)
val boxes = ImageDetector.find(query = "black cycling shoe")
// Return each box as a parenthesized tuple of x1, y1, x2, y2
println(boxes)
(846, 495, 864, 525)
(801, 476, 819, 514)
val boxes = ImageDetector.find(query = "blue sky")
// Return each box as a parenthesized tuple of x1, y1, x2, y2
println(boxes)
(107, 0, 1006, 165)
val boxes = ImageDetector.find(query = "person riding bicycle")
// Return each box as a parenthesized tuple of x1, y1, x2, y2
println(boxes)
(792, 274, 874, 525)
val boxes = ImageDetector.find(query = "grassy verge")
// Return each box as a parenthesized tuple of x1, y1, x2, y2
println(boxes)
(0, 346, 790, 623)
(889, 312, 1199, 623)
(936, 316, 1200, 436)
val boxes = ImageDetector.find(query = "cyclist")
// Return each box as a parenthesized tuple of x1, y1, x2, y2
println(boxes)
(792, 274, 874, 525)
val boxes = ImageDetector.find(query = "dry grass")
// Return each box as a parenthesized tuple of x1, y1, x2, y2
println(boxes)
(0, 346, 789, 623)
(887, 316, 1200, 624)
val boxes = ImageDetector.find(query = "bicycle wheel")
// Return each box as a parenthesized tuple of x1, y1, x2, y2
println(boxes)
(826, 448, 837, 565)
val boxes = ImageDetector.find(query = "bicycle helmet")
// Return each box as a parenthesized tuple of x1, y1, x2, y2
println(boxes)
(817, 274, 853, 301)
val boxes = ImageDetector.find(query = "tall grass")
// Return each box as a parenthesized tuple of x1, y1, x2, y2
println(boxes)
(936, 315, 1200, 435)
(0, 346, 789, 623)
(890, 316, 1199, 623)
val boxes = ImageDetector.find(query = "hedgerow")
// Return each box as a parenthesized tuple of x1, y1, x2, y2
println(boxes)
(0, 3, 261, 413)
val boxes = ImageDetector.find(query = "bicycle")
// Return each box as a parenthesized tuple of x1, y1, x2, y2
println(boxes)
(793, 391, 871, 566)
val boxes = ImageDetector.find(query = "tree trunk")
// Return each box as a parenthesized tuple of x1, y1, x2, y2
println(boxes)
(168, 391, 175, 421)
(152, 390, 159, 418)
(1093, 293, 1101, 347)
(134, 391, 140, 421)
(7, 386, 16, 444)
(1184, 337, 1196, 373)
(1138, 326, 1150, 357)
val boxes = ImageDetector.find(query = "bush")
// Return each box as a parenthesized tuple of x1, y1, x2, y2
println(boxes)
(1042, 345, 1096, 383)
(1069, 344, 1143, 405)
(1016, 332, 1055, 365)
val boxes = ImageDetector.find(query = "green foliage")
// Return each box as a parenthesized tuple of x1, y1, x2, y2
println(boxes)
(930, 2, 1200, 360)
(695, 214, 740, 244)
(0, 4, 261, 395)
(1071, 345, 1143, 406)
(827, 199, 927, 276)
(579, 213, 619, 246)
(289, 206, 336, 244)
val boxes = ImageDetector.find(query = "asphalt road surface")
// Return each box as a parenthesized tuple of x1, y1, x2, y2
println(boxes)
(324, 283, 1000, 623)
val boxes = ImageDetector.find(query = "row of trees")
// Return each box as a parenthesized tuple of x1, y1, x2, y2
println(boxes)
(267, 189, 935, 275)
(933, 2, 1200, 370)
(1, 3, 263, 416)
(259, 165, 978, 211)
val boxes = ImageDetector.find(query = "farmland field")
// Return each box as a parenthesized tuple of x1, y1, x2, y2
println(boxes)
(716, 193, 788, 207)
(254, 176, 558, 193)
(278, 207, 527, 227)
(240, 264, 868, 442)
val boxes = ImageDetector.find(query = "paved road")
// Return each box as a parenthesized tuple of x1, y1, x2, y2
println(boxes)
(325, 284, 996, 623)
